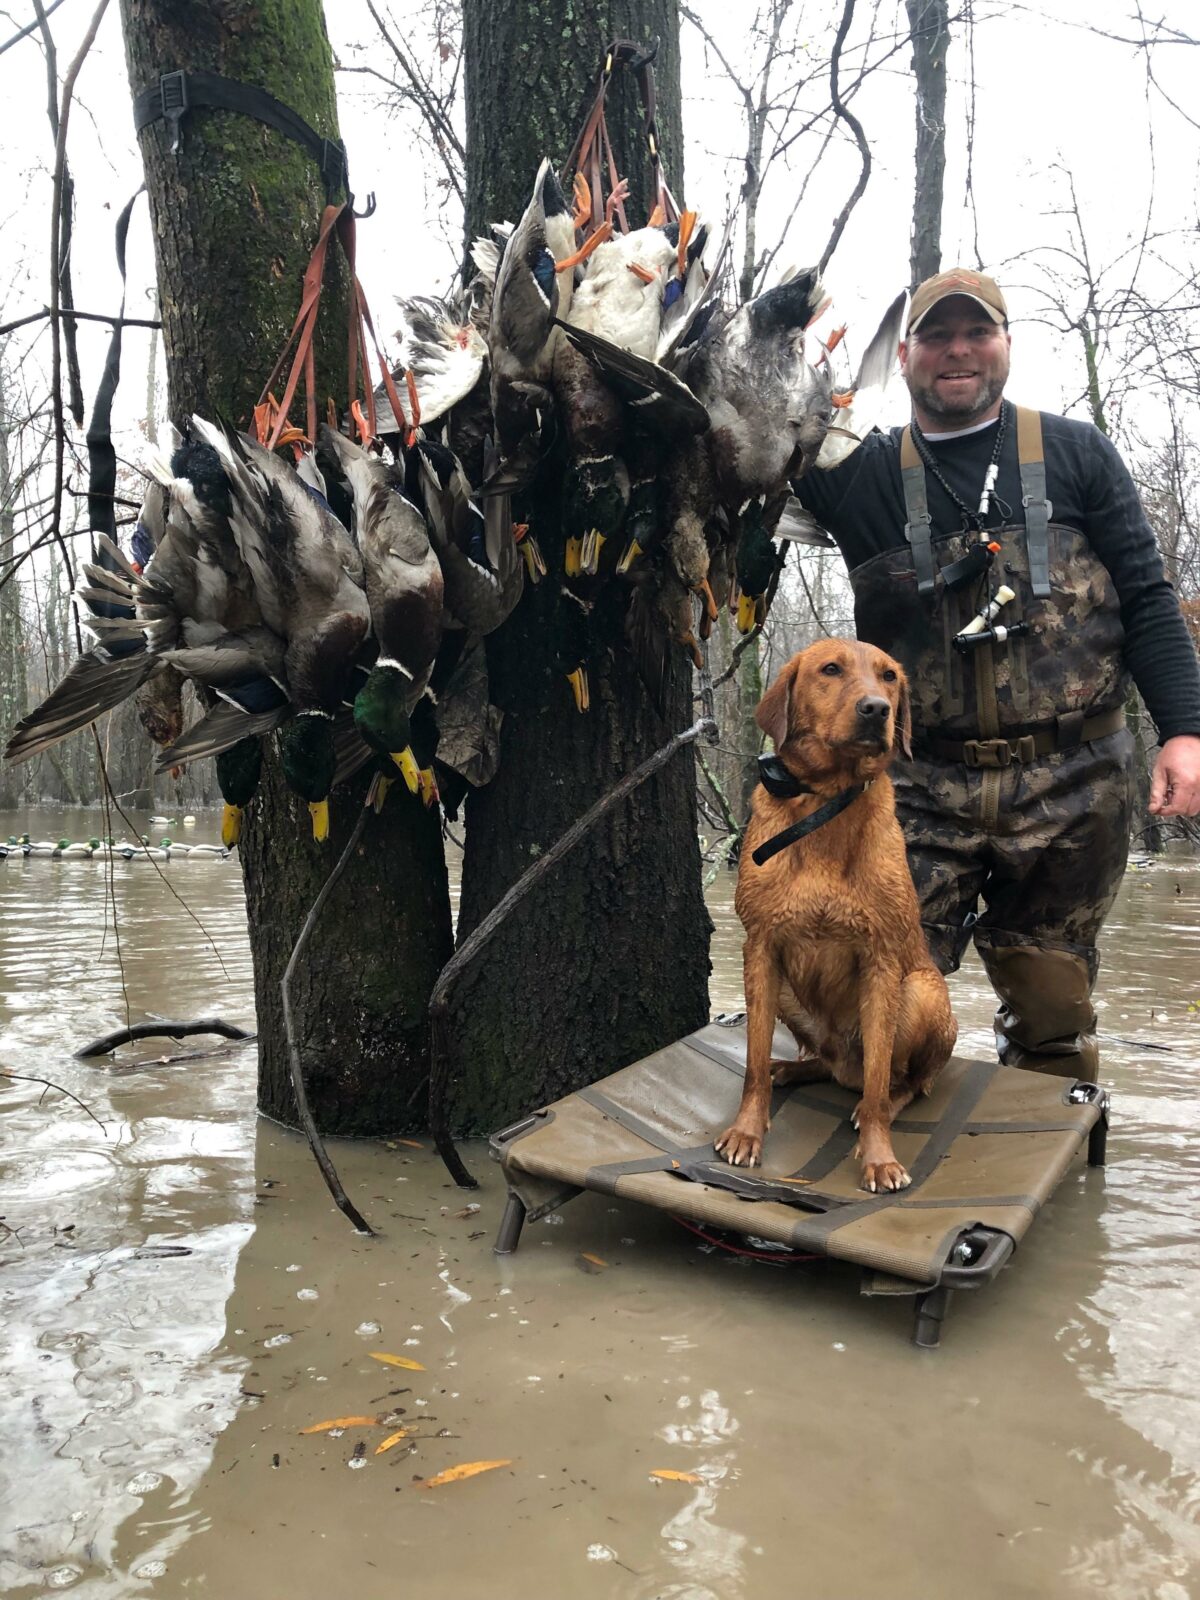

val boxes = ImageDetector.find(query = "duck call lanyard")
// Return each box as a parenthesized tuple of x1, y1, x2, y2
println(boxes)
(899, 404, 1053, 599)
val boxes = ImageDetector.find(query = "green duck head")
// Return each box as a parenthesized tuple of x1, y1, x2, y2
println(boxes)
(216, 736, 264, 848)
(353, 664, 420, 795)
(735, 502, 780, 633)
(279, 712, 338, 842)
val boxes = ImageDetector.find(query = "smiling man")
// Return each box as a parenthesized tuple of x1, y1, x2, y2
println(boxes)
(792, 267, 1200, 1082)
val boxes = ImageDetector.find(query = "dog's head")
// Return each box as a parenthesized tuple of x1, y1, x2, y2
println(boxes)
(756, 639, 912, 784)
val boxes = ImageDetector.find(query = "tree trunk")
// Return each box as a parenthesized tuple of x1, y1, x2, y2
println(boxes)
(451, 0, 711, 1133)
(118, 0, 452, 1134)
(906, 0, 949, 287)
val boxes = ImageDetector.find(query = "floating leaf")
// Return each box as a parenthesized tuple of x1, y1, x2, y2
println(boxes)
(416, 1459, 512, 1489)
(395, 1139, 425, 1150)
(375, 1429, 410, 1454)
(649, 1469, 702, 1484)
(370, 1351, 426, 1371)
(300, 1416, 378, 1435)
(580, 1252, 608, 1268)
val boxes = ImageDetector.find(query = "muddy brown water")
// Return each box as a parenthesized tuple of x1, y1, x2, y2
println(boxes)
(1, 805, 1199, 1599)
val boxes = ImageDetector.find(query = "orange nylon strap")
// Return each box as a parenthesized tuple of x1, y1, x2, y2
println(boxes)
(257, 202, 343, 449)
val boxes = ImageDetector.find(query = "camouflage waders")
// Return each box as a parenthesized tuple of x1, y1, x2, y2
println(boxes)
(851, 407, 1134, 1082)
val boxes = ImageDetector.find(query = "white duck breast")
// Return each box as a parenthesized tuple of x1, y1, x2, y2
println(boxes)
(568, 228, 677, 357)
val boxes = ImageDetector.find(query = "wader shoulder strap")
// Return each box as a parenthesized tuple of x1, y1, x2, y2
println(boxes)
(899, 427, 936, 595)
(1016, 406, 1052, 597)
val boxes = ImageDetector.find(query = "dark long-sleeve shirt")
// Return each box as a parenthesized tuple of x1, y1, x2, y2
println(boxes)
(794, 408, 1200, 742)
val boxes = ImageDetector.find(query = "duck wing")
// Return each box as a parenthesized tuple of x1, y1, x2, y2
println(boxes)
(815, 288, 908, 469)
(391, 295, 488, 426)
(553, 319, 709, 436)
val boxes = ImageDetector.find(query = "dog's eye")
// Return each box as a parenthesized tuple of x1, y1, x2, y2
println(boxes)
(881, 668, 898, 683)
(820, 662, 842, 677)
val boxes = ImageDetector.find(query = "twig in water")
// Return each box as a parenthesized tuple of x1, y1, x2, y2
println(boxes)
(428, 715, 719, 1186)
(1, 1069, 106, 1133)
(281, 804, 376, 1235)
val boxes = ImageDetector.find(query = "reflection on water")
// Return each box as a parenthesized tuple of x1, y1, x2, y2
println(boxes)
(1, 806, 1199, 1598)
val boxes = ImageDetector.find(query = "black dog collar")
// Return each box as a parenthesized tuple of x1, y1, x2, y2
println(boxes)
(756, 754, 811, 798)
(751, 780, 868, 865)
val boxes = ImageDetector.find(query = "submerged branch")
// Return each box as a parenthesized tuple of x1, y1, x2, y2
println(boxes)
(281, 805, 376, 1236)
(76, 1018, 254, 1059)
(428, 715, 720, 1187)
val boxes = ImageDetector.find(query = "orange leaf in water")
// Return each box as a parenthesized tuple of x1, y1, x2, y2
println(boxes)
(580, 1252, 608, 1267)
(416, 1459, 512, 1489)
(395, 1139, 425, 1149)
(370, 1352, 426, 1371)
(375, 1429, 410, 1454)
(649, 1469, 703, 1484)
(300, 1416, 378, 1434)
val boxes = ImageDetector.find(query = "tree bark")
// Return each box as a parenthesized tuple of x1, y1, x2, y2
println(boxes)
(451, 0, 711, 1133)
(906, 0, 949, 287)
(118, 0, 452, 1135)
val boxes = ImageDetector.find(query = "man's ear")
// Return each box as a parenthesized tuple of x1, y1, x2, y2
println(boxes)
(756, 660, 795, 751)
(896, 673, 913, 759)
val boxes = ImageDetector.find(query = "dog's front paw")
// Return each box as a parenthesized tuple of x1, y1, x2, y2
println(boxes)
(858, 1159, 911, 1193)
(714, 1124, 763, 1167)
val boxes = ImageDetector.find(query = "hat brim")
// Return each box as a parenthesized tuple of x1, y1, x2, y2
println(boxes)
(907, 291, 1007, 335)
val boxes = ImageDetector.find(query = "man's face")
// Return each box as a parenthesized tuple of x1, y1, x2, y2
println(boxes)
(899, 296, 1012, 428)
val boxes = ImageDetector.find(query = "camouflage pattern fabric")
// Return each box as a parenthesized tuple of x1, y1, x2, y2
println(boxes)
(892, 729, 1135, 1080)
(850, 521, 1129, 736)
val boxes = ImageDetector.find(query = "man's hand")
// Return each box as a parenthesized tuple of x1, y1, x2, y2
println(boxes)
(1149, 735, 1200, 818)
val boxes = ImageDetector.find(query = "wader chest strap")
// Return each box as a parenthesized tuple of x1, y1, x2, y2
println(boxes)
(900, 427, 936, 595)
(1016, 406, 1052, 597)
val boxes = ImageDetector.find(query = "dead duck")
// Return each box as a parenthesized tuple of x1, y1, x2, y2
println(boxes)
(319, 425, 444, 802)
(405, 437, 524, 637)
(191, 417, 371, 842)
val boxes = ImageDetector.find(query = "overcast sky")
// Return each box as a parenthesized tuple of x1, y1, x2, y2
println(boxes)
(2, 0, 1197, 489)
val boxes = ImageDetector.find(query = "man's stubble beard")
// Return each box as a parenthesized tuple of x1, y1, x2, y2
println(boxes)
(910, 368, 1008, 427)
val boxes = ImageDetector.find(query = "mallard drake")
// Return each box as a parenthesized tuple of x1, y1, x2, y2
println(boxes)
(405, 437, 524, 636)
(190, 417, 371, 841)
(488, 158, 608, 463)
(4, 450, 286, 793)
(214, 736, 263, 848)
(319, 426, 444, 805)
(732, 496, 786, 634)
(553, 584, 596, 713)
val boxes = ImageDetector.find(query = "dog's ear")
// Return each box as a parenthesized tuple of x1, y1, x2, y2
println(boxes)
(756, 660, 795, 751)
(896, 672, 913, 759)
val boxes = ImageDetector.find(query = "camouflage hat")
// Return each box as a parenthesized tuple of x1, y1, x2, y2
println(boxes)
(907, 268, 1008, 334)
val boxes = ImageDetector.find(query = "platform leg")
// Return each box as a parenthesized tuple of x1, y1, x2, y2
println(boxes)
(1087, 1105, 1109, 1167)
(494, 1191, 527, 1255)
(913, 1285, 952, 1349)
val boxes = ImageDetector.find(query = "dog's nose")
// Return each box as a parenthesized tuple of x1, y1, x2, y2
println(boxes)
(856, 696, 890, 724)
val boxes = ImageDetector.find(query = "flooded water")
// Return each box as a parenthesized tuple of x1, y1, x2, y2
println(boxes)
(2, 803, 1199, 1599)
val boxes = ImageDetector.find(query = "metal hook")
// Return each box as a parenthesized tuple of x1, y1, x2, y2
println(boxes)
(351, 191, 377, 220)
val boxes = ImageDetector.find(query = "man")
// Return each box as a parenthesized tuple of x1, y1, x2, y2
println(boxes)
(793, 267, 1200, 1080)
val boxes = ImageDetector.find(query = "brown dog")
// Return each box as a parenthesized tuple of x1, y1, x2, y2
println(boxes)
(715, 640, 957, 1192)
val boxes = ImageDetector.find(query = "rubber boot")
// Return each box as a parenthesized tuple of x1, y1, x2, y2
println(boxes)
(977, 941, 1100, 1084)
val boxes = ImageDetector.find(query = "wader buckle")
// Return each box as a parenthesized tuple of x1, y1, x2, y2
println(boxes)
(962, 735, 1037, 769)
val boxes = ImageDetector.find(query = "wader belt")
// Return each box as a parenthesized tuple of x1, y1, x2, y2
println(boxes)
(915, 705, 1126, 767)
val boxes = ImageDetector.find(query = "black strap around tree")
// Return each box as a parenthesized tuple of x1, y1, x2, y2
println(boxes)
(133, 69, 349, 198)
(87, 188, 145, 582)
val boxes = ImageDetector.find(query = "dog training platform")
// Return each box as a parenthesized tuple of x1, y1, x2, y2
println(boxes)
(489, 1018, 1107, 1348)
